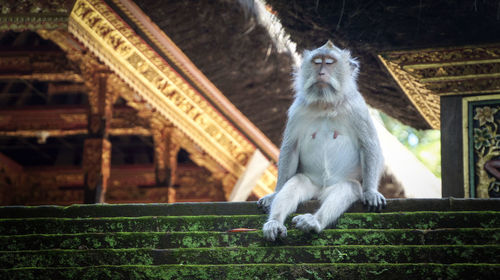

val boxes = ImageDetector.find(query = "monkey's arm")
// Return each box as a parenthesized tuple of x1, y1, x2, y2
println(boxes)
(275, 128, 300, 193)
(257, 118, 299, 211)
(353, 106, 386, 211)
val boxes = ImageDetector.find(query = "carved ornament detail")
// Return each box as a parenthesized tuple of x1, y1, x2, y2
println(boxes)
(379, 45, 500, 129)
(0, 0, 73, 31)
(463, 95, 500, 198)
(65, 0, 275, 194)
(378, 57, 441, 129)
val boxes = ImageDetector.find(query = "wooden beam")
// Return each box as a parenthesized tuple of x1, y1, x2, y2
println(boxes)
(0, 106, 149, 134)
(82, 138, 111, 203)
(83, 72, 113, 203)
(151, 118, 179, 202)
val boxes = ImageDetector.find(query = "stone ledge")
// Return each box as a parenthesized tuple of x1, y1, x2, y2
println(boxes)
(1, 198, 499, 218)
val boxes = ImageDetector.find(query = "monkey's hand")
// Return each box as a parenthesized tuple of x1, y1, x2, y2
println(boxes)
(362, 190, 387, 212)
(263, 219, 287, 241)
(257, 192, 276, 213)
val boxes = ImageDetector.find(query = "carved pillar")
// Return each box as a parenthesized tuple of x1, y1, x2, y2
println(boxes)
(83, 71, 114, 203)
(151, 117, 180, 202)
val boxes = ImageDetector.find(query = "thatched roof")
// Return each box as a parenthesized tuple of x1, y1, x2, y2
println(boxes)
(135, 0, 500, 145)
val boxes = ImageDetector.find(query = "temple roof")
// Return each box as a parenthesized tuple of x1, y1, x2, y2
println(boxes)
(132, 0, 296, 146)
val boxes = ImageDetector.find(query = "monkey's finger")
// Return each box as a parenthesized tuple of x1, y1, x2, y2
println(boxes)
(367, 198, 374, 211)
(279, 227, 287, 238)
(376, 196, 383, 212)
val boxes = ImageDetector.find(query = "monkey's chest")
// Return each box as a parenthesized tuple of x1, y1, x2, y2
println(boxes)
(298, 124, 361, 185)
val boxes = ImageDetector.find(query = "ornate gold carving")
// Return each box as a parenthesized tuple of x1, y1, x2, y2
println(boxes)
(406, 63, 500, 81)
(427, 78, 500, 96)
(70, 0, 253, 164)
(33, 1, 277, 197)
(380, 45, 500, 129)
(1, 0, 73, 14)
(378, 57, 441, 129)
(1, 0, 72, 31)
(66, 0, 276, 195)
(384, 46, 500, 65)
(113, 0, 279, 162)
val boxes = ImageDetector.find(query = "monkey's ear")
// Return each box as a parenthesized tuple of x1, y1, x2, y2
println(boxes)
(349, 57, 359, 72)
(349, 57, 360, 77)
(341, 50, 359, 73)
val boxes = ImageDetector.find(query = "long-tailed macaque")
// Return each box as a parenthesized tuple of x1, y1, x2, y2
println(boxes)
(258, 41, 386, 241)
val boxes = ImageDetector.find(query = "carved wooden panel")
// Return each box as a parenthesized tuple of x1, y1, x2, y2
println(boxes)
(463, 94, 500, 198)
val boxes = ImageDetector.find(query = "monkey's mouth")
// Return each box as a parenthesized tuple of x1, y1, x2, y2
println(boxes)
(311, 82, 336, 94)
(315, 81, 330, 88)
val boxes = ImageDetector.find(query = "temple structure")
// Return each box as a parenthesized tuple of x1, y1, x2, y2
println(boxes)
(0, 0, 498, 205)
(0, 0, 281, 204)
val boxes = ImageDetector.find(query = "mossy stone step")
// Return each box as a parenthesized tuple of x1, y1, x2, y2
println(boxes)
(1, 263, 498, 280)
(1, 211, 499, 235)
(2, 228, 499, 251)
(2, 199, 499, 218)
(2, 245, 499, 268)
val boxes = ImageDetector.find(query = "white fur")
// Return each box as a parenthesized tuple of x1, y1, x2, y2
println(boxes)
(258, 41, 385, 241)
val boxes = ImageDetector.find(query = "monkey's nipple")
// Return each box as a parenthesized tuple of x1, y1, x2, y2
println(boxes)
(333, 130, 339, 139)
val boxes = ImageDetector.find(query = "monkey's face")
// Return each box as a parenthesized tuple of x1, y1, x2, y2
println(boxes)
(295, 41, 359, 107)
(310, 54, 338, 90)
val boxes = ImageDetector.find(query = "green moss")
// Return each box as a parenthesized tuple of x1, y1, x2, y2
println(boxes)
(2, 228, 499, 252)
(1, 212, 499, 235)
(0, 207, 499, 279)
(60, 237, 81, 249)
(6, 245, 495, 267)
(4, 263, 493, 280)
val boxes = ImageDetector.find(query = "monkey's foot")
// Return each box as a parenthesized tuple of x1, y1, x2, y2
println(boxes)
(262, 220, 287, 241)
(257, 193, 276, 213)
(292, 214, 322, 233)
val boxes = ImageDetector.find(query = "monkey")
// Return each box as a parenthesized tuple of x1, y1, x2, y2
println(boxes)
(257, 41, 386, 241)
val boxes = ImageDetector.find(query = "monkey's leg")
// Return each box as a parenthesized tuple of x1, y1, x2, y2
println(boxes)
(263, 174, 318, 241)
(293, 180, 362, 233)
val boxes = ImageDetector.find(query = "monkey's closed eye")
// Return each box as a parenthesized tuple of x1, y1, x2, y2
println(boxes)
(313, 58, 322, 64)
(325, 58, 335, 64)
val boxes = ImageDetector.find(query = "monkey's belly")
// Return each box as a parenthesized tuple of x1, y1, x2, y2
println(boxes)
(298, 129, 361, 187)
